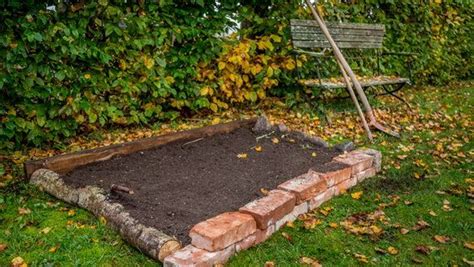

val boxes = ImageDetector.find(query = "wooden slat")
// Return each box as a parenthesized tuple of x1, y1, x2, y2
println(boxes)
(299, 76, 409, 88)
(292, 33, 384, 42)
(293, 40, 383, 49)
(291, 26, 385, 35)
(24, 118, 257, 179)
(291, 19, 385, 30)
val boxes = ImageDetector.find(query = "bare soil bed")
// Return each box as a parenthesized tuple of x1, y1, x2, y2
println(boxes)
(61, 127, 345, 244)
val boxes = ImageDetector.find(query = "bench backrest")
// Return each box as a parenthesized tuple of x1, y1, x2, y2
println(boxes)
(290, 19, 385, 49)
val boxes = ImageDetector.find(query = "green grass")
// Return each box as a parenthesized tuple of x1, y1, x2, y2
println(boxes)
(1, 83, 473, 266)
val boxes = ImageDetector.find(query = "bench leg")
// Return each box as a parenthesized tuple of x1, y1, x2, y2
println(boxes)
(379, 84, 411, 108)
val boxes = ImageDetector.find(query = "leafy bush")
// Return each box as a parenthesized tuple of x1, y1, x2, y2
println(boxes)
(0, 0, 472, 149)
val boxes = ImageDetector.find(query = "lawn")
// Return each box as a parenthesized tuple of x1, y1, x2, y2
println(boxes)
(1, 82, 473, 266)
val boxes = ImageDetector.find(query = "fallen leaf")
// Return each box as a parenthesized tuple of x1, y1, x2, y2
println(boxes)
(429, 210, 438, 216)
(329, 222, 338, 228)
(281, 232, 292, 242)
(387, 246, 399, 255)
(260, 188, 269, 196)
(237, 153, 248, 159)
(351, 191, 363, 200)
(463, 258, 474, 266)
(433, 235, 450, 243)
(99, 216, 107, 225)
(415, 245, 431, 255)
(40, 227, 52, 234)
(211, 117, 221, 125)
(412, 220, 430, 231)
(374, 247, 387, 254)
(411, 256, 424, 264)
(18, 208, 31, 215)
(286, 221, 295, 228)
(400, 228, 410, 235)
(464, 241, 474, 250)
(67, 209, 76, 216)
(299, 256, 321, 266)
(404, 200, 413, 205)
(311, 152, 317, 157)
(255, 145, 263, 152)
(49, 245, 59, 253)
(264, 261, 275, 267)
(271, 137, 279, 144)
(11, 256, 27, 267)
(354, 253, 369, 263)
(319, 207, 333, 216)
(0, 243, 7, 252)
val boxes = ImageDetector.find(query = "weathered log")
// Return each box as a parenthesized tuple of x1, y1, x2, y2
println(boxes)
(30, 169, 181, 262)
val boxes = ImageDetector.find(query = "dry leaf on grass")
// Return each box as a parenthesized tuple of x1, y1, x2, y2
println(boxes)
(0, 243, 7, 252)
(387, 246, 399, 255)
(18, 208, 31, 215)
(415, 245, 431, 255)
(299, 256, 321, 266)
(40, 227, 51, 234)
(351, 191, 363, 200)
(464, 241, 474, 250)
(354, 253, 369, 263)
(400, 228, 410, 235)
(412, 220, 430, 231)
(264, 261, 275, 267)
(281, 232, 292, 242)
(11, 256, 27, 267)
(433, 235, 451, 243)
(463, 258, 474, 266)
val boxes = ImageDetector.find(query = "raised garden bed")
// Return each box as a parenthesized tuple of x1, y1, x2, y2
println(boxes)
(26, 117, 381, 266)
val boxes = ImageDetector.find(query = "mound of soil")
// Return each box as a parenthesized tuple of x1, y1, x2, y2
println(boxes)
(62, 127, 345, 244)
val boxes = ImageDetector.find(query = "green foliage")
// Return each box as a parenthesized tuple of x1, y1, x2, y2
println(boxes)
(0, 1, 472, 149)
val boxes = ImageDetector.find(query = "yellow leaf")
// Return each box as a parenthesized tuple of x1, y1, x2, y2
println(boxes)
(49, 245, 59, 253)
(329, 222, 339, 228)
(209, 103, 218, 113)
(260, 188, 269, 196)
(266, 66, 274, 77)
(351, 191, 363, 200)
(40, 227, 52, 234)
(84, 73, 91, 79)
(311, 152, 317, 157)
(264, 261, 275, 267)
(255, 145, 263, 152)
(218, 61, 226, 70)
(237, 153, 248, 159)
(211, 117, 220, 125)
(68, 209, 76, 216)
(200, 87, 209, 96)
(11, 256, 27, 267)
(387, 246, 399, 255)
(299, 256, 321, 266)
(143, 56, 154, 69)
(99, 216, 107, 225)
(271, 137, 279, 144)
(270, 34, 282, 43)
(433, 235, 450, 243)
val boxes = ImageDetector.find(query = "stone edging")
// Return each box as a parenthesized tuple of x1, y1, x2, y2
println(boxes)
(163, 148, 382, 266)
(30, 169, 181, 261)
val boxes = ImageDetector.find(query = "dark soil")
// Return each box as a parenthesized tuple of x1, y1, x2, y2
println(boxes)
(62, 127, 345, 244)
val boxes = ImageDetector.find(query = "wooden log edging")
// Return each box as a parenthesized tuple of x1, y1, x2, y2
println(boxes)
(30, 169, 181, 262)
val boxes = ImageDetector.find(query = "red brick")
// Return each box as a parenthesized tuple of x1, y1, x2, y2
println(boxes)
(189, 212, 256, 251)
(239, 189, 295, 229)
(312, 166, 352, 187)
(163, 244, 234, 267)
(355, 167, 376, 182)
(334, 151, 373, 175)
(334, 177, 357, 196)
(235, 234, 256, 252)
(357, 148, 382, 172)
(308, 187, 335, 210)
(277, 172, 327, 204)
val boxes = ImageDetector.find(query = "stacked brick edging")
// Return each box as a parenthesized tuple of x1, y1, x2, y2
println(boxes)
(164, 149, 381, 266)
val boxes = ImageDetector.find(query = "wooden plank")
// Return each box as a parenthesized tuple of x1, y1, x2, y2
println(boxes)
(292, 33, 384, 42)
(299, 77, 409, 88)
(293, 40, 383, 49)
(290, 19, 385, 30)
(291, 29, 385, 37)
(24, 118, 258, 179)
(291, 26, 385, 35)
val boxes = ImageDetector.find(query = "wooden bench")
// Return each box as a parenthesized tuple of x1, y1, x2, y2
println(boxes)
(290, 19, 414, 105)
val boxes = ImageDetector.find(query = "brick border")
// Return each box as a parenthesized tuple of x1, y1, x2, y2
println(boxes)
(164, 148, 382, 266)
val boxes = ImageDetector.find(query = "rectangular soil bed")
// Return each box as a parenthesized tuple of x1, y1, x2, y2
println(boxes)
(60, 124, 344, 245)
(27, 117, 381, 265)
